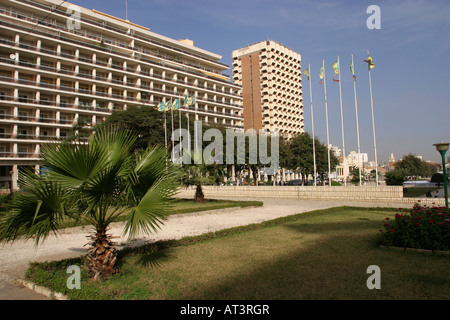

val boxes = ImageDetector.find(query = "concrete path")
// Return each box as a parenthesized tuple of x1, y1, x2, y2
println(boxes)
(0, 197, 412, 300)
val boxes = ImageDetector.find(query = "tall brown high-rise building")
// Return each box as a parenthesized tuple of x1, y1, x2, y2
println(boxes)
(232, 41, 304, 137)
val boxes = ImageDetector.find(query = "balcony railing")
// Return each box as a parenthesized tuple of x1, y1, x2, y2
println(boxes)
(0, 73, 242, 110)
(0, 17, 240, 90)
(0, 151, 40, 159)
(0, 93, 111, 114)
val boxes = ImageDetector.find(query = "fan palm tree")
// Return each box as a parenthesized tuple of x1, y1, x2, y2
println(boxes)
(0, 125, 180, 279)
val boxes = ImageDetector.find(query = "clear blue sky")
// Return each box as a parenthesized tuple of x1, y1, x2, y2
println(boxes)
(68, 0, 450, 164)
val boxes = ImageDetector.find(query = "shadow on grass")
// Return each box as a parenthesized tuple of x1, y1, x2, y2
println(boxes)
(174, 221, 450, 300)
(135, 250, 172, 269)
(25, 207, 450, 300)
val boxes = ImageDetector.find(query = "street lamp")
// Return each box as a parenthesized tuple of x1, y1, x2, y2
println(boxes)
(433, 142, 449, 209)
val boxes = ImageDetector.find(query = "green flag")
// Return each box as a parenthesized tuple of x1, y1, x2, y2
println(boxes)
(350, 58, 356, 80)
(302, 67, 310, 81)
(158, 102, 165, 112)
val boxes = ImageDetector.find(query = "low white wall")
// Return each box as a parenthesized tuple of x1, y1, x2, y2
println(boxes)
(177, 185, 447, 206)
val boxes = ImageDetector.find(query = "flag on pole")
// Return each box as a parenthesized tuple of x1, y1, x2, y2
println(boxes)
(364, 55, 375, 70)
(164, 101, 170, 112)
(302, 66, 310, 80)
(350, 58, 356, 80)
(158, 102, 165, 112)
(172, 99, 180, 110)
(332, 60, 339, 82)
(188, 95, 196, 106)
(184, 94, 189, 107)
(319, 66, 324, 85)
(332, 60, 339, 75)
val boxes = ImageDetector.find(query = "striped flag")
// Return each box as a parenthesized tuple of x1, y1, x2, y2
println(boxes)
(172, 99, 180, 110)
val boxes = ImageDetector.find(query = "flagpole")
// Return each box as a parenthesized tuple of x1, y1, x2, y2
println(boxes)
(186, 112, 190, 155)
(322, 59, 331, 187)
(352, 54, 362, 186)
(337, 56, 347, 186)
(367, 50, 379, 186)
(307, 64, 317, 186)
(179, 100, 182, 162)
(171, 98, 174, 162)
(164, 104, 167, 149)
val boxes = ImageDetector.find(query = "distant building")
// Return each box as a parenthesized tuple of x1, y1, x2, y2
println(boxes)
(232, 41, 303, 137)
(347, 151, 368, 168)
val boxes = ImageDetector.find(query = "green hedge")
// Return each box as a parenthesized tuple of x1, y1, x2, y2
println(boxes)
(381, 202, 450, 251)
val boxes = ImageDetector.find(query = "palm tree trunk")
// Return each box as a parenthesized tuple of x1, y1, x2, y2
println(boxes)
(85, 228, 119, 280)
(194, 182, 205, 203)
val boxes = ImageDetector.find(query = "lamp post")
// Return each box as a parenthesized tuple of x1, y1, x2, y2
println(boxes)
(433, 142, 449, 209)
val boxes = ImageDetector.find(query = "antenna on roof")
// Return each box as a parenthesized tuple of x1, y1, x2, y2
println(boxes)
(126, 0, 128, 21)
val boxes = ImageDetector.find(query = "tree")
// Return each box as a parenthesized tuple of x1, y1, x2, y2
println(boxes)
(384, 169, 406, 186)
(279, 133, 339, 185)
(0, 126, 180, 280)
(102, 105, 165, 151)
(350, 167, 361, 185)
(431, 172, 444, 187)
(394, 154, 437, 178)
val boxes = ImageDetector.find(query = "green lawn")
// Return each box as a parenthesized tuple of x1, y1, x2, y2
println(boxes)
(25, 206, 450, 300)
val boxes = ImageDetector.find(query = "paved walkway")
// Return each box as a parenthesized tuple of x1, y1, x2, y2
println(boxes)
(0, 196, 412, 300)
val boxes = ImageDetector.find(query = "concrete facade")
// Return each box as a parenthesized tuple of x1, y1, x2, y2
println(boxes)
(0, 0, 243, 189)
(232, 41, 303, 137)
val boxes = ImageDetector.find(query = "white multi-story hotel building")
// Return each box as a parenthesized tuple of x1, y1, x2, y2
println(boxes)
(0, 0, 243, 190)
(232, 41, 303, 137)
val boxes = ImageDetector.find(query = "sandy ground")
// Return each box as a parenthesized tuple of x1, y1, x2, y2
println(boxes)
(0, 196, 411, 300)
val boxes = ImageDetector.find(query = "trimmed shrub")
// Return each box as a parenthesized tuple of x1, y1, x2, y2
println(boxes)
(381, 202, 450, 251)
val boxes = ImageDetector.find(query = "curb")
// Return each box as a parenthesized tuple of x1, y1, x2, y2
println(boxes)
(379, 245, 450, 256)
(15, 279, 68, 300)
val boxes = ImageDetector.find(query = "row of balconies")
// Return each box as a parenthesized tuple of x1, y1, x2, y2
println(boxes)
(0, 92, 113, 113)
(0, 74, 242, 110)
(0, 17, 235, 94)
(0, 54, 241, 102)
(0, 100, 243, 130)
(0, 113, 79, 126)
(0, 132, 71, 141)
(1, 3, 229, 76)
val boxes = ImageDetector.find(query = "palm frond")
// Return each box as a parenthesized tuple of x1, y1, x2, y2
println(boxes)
(0, 172, 72, 245)
(122, 153, 181, 239)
